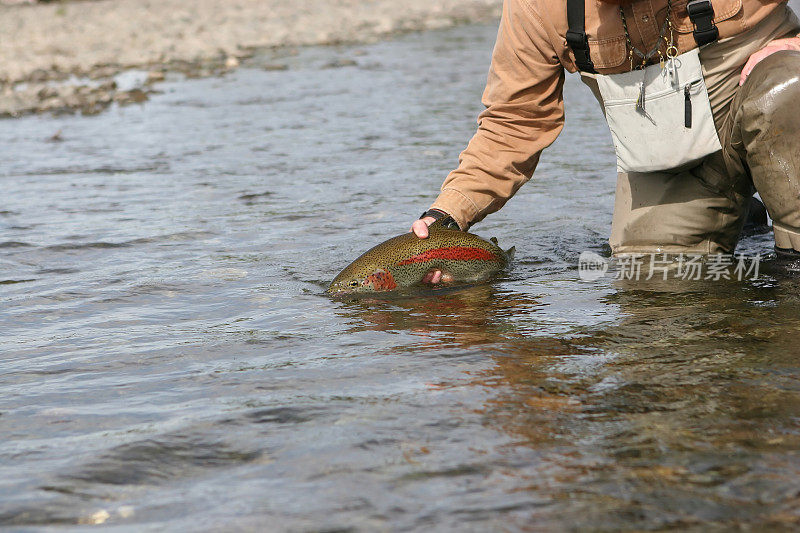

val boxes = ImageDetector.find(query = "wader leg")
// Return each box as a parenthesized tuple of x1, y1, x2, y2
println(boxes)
(609, 167, 744, 256)
(730, 50, 800, 255)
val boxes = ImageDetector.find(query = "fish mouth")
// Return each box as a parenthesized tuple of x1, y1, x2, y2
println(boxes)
(326, 285, 387, 299)
(326, 285, 355, 297)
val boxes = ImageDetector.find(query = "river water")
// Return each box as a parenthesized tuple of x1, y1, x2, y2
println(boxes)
(3, 16, 800, 531)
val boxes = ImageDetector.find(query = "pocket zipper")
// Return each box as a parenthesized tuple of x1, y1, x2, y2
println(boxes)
(683, 80, 703, 129)
(684, 83, 693, 129)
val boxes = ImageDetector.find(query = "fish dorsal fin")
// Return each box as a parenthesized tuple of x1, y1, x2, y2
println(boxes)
(490, 237, 498, 245)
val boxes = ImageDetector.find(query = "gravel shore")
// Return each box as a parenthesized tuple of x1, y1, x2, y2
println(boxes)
(0, 0, 502, 117)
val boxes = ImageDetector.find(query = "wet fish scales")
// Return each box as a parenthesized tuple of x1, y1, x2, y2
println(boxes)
(327, 221, 513, 294)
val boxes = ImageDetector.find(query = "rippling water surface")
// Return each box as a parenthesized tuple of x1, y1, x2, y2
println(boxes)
(3, 19, 800, 531)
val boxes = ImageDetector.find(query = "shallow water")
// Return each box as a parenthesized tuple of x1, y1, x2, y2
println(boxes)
(3, 19, 800, 532)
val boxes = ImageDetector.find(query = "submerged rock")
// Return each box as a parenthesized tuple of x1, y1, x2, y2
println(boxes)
(0, 78, 151, 118)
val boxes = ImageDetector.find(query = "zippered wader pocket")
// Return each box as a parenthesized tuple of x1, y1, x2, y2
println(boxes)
(596, 48, 722, 173)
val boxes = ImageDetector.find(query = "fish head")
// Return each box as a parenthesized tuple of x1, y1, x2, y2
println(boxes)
(327, 263, 398, 295)
(327, 234, 410, 295)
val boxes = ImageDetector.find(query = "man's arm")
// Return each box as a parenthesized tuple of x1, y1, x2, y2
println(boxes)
(425, 0, 566, 231)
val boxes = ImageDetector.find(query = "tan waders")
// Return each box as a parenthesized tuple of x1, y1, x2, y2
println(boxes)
(612, 50, 800, 256)
(609, 8, 800, 256)
(731, 51, 800, 255)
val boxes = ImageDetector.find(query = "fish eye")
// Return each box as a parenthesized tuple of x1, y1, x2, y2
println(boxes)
(349, 280, 360, 288)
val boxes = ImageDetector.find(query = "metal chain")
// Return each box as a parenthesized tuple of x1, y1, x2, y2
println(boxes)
(621, 0, 675, 70)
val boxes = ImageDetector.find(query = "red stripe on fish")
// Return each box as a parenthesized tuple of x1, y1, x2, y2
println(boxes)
(397, 247, 497, 266)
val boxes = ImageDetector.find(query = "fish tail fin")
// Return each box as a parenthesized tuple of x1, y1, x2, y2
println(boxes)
(505, 246, 516, 261)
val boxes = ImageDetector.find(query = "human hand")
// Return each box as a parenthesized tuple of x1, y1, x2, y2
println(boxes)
(740, 37, 800, 86)
(409, 215, 442, 284)
(410, 216, 437, 239)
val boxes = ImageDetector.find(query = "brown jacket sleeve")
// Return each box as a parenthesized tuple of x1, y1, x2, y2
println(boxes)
(430, 0, 566, 229)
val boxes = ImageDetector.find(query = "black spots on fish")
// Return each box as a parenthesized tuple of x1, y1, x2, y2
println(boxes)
(329, 226, 513, 293)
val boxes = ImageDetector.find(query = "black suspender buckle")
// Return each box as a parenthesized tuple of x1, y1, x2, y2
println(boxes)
(566, 29, 596, 73)
(566, 0, 596, 73)
(686, 0, 720, 46)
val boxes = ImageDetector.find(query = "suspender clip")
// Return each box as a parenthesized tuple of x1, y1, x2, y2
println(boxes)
(686, 0, 720, 46)
(566, 0, 597, 73)
(566, 29, 596, 73)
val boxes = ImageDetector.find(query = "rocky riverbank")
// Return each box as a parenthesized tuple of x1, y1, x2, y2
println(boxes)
(0, 0, 502, 117)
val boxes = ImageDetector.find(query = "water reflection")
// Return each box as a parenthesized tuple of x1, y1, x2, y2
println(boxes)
(331, 272, 800, 528)
(3, 16, 800, 529)
(482, 276, 800, 527)
(334, 284, 542, 347)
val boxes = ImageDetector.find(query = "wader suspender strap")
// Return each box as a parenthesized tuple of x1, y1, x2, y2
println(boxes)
(567, 1, 719, 72)
(566, 0, 596, 73)
(686, 0, 719, 46)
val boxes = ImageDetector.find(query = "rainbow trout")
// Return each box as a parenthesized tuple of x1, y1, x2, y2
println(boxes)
(328, 219, 514, 295)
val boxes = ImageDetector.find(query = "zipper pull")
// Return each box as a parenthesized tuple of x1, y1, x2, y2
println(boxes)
(684, 83, 692, 129)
